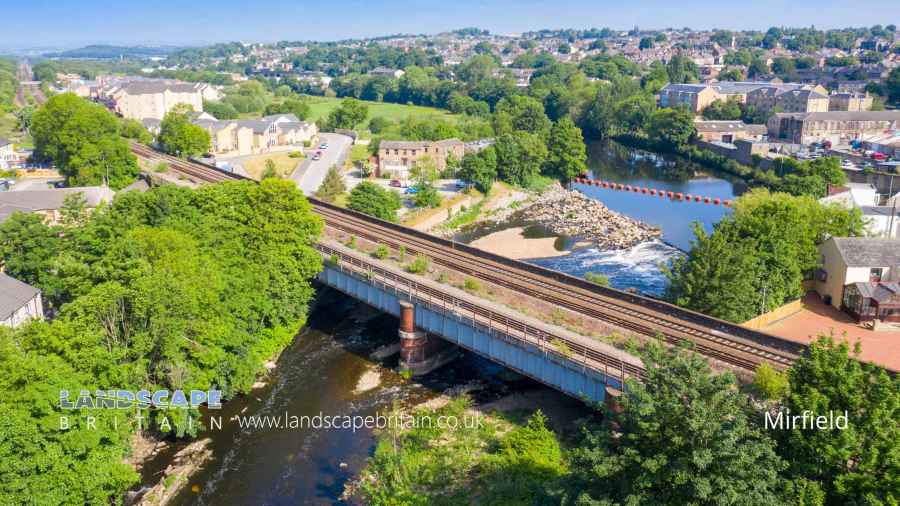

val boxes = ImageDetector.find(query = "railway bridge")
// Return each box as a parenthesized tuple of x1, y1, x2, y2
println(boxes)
(130, 145, 816, 403)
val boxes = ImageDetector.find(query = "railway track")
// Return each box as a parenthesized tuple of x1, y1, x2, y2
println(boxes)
(129, 143, 246, 183)
(310, 199, 806, 372)
(126, 142, 811, 373)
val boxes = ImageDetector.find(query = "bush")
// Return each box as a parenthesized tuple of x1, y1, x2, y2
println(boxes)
(406, 254, 430, 274)
(463, 277, 481, 292)
(348, 181, 402, 221)
(347, 235, 357, 249)
(752, 363, 788, 400)
(372, 243, 390, 259)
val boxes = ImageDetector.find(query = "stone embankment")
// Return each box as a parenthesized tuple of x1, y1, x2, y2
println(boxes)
(524, 186, 660, 249)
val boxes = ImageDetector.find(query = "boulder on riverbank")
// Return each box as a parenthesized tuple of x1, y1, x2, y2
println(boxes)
(524, 185, 660, 249)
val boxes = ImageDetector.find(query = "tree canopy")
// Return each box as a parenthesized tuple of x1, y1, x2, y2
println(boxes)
(347, 181, 402, 221)
(31, 93, 140, 189)
(158, 108, 211, 158)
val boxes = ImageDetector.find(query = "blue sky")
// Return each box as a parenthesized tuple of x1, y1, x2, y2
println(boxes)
(4, 0, 899, 48)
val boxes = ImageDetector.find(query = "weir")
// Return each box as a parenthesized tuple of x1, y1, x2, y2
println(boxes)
(316, 242, 642, 404)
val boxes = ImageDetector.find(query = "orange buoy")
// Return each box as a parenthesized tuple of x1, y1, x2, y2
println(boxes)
(713, 198, 720, 205)
(650, 189, 657, 195)
(641, 187, 648, 193)
(694, 195, 702, 202)
(676, 192, 683, 200)
(704, 197, 711, 204)
(667, 191, 674, 198)
(723, 200, 731, 207)
(625, 185, 632, 191)
(618, 183, 625, 190)
(602, 181, 609, 188)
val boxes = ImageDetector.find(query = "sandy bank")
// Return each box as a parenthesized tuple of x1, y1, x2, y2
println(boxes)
(470, 227, 570, 259)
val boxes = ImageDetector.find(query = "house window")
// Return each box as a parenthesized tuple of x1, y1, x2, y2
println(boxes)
(870, 268, 883, 282)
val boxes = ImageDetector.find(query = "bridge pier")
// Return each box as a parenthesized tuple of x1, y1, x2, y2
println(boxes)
(398, 301, 460, 376)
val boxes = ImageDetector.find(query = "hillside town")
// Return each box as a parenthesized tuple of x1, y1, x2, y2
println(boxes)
(0, 11, 898, 506)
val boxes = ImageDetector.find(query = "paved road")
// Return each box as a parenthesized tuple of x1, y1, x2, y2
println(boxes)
(291, 133, 353, 195)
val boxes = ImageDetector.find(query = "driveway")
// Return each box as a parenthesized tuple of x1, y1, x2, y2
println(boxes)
(291, 133, 353, 195)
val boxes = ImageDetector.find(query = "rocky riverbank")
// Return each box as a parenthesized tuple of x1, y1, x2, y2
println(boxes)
(524, 185, 661, 249)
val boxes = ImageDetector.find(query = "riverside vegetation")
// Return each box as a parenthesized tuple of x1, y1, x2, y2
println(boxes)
(0, 179, 323, 504)
(355, 337, 898, 506)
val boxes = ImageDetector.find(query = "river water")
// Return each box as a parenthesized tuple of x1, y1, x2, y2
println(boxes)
(531, 141, 744, 297)
(159, 288, 549, 505)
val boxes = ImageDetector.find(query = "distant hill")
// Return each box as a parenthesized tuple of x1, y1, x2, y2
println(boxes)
(43, 45, 182, 59)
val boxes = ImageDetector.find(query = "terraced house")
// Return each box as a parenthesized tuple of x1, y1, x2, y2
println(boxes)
(193, 113, 318, 156)
(659, 81, 830, 114)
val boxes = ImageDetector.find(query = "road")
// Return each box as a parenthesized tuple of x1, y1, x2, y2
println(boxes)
(290, 132, 352, 195)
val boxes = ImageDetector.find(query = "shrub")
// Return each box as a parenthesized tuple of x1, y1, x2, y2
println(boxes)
(372, 244, 390, 259)
(398, 245, 407, 261)
(347, 235, 357, 249)
(752, 363, 788, 400)
(463, 277, 481, 292)
(406, 254, 430, 274)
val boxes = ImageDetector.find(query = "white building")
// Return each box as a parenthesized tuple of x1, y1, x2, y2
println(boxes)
(820, 183, 900, 239)
(0, 273, 43, 328)
(815, 237, 900, 322)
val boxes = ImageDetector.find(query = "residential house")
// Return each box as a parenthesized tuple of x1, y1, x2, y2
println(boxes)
(108, 81, 205, 120)
(377, 139, 465, 179)
(0, 273, 43, 328)
(368, 67, 405, 79)
(195, 113, 318, 156)
(819, 183, 899, 238)
(660, 81, 829, 114)
(0, 138, 16, 170)
(0, 186, 116, 225)
(767, 111, 900, 145)
(815, 237, 900, 322)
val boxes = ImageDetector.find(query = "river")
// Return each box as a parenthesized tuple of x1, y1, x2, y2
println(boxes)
(154, 287, 556, 505)
(531, 141, 745, 297)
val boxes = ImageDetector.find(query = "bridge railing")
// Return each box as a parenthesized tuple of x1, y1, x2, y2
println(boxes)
(316, 242, 645, 385)
(308, 196, 808, 358)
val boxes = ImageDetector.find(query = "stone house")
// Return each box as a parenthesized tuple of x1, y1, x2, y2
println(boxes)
(377, 139, 465, 179)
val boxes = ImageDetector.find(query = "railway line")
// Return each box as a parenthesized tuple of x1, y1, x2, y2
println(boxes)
(310, 200, 807, 373)
(129, 142, 248, 184)
(128, 143, 811, 373)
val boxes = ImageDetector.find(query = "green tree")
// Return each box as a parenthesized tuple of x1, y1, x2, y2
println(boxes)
(494, 95, 552, 137)
(494, 132, 548, 187)
(639, 37, 655, 50)
(885, 67, 900, 104)
(119, 118, 153, 144)
(702, 97, 744, 120)
(31, 93, 139, 188)
(315, 165, 346, 202)
(203, 99, 239, 119)
(158, 109, 211, 158)
(647, 107, 697, 147)
(667, 189, 865, 321)
(458, 147, 498, 193)
(568, 341, 786, 505)
(779, 336, 899, 505)
(544, 117, 587, 183)
(263, 97, 311, 120)
(326, 97, 369, 130)
(348, 181, 402, 221)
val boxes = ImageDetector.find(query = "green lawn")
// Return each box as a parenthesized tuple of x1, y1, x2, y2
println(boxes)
(304, 96, 460, 126)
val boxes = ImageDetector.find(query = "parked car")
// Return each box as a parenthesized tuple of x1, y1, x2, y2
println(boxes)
(404, 186, 419, 195)
(389, 179, 402, 187)
(455, 180, 470, 189)
(312, 154, 321, 161)
(319, 143, 328, 149)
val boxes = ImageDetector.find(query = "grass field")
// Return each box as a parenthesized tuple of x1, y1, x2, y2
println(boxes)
(239, 151, 302, 180)
(304, 97, 460, 127)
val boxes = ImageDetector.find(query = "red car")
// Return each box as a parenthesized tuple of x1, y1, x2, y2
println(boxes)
(389, 179, 402, 187)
